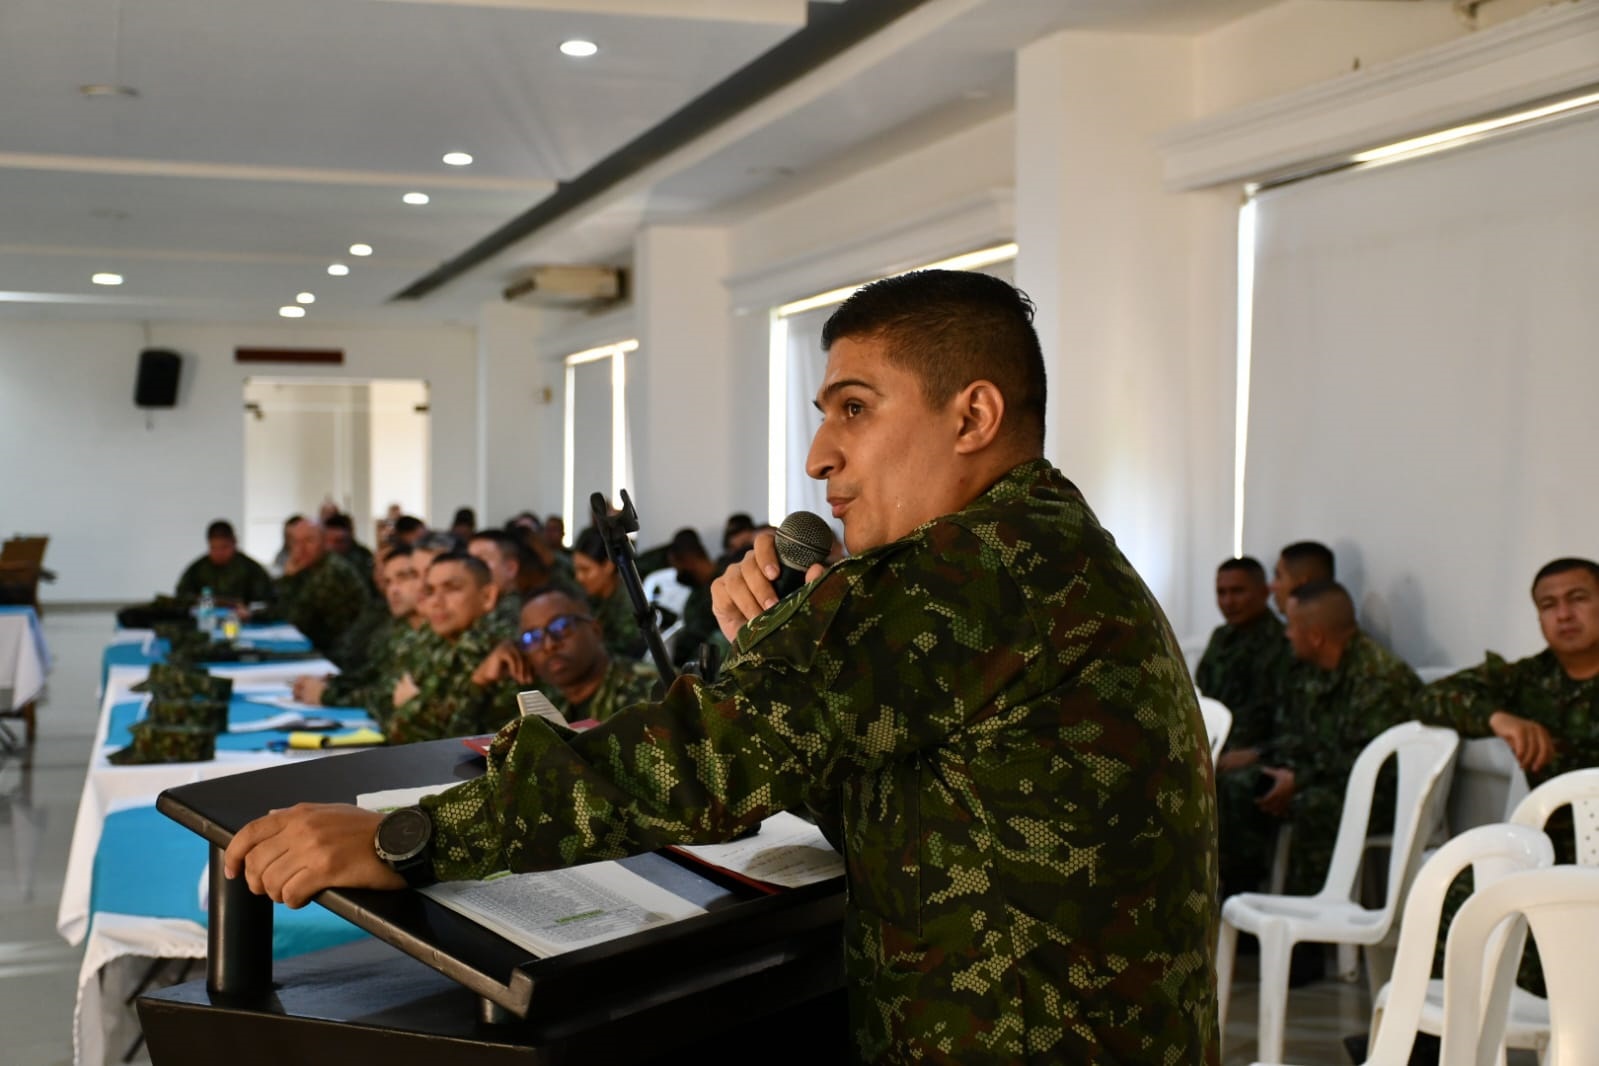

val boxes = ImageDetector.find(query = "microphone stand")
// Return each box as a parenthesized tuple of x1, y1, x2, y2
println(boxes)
(590, 490, 676, 684)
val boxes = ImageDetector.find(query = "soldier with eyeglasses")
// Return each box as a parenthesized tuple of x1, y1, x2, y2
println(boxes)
(471, 589, 660, 724)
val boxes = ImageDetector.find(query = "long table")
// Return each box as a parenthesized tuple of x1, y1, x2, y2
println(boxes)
(0, 604, 50, 743)
(63, 631, 377, 1066)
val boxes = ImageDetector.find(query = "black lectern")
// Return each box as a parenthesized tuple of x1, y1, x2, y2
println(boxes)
(139, 739, 847, 1065)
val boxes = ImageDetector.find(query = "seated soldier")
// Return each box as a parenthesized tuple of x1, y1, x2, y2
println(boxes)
(176, 520, 274, 607)
(391, 515, 427, 548)
(1424, 556, 1599, 994)
(571, 528, 647, 659)
(384, 552, 518, 743)
(1203, 556, 1293, 902)
(323, 513, 377, 597)
(1269, 540, 1336, 616)
(466, 529, 531, 635)
(473, 589, 660, 725)
(267, 518, 369, 657)
(665, 528, 722, 665)
(292, 544, 428, 710)
(1238, 581, 1421, 900)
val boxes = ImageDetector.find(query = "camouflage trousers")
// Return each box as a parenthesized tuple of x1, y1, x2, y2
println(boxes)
(1218, 770, 1346, 898)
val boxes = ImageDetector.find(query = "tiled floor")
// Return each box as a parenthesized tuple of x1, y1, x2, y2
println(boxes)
(1, 609, 1398, 1066)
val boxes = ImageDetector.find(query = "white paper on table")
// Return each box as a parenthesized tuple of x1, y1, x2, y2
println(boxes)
(225, 711, 349, 733)
(674, 811, 844, 889)
(248, 693, 329, 713)
(356, 784, 462, 812)
(421, 863, 705, 958)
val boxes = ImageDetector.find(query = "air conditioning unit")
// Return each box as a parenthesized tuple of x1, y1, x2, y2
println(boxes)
(502, 265, 624, 308)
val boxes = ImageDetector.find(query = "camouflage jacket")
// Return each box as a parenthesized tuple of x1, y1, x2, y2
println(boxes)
(175, 553, 275, 605)
(489, 591, 523, 639)
(539, 658, 660, 724)
(385, 616, 518, 744)
(1268, 632, 1422, 792)
(336, 621, 434, 721)
(322, 609, 397, 708)
(330, 602, 391, 674)
(270, 553, 369, 657)
(1194, 611, 1291, 752)
(591, 585, 647, 660)
(1426, 649, 1599, 787)
(422, 459, 1219, 1065)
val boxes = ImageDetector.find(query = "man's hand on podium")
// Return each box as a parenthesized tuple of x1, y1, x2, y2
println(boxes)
(223, 803, 405, 908)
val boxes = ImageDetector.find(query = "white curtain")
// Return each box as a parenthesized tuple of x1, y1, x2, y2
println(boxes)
(1243, 109, 1599, 667)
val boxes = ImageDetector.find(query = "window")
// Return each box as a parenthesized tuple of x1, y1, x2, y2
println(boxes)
(562, 340, 636, 545)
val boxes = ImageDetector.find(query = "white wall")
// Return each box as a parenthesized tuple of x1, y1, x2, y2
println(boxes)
(0, 318, 474, 602)
(478, 301, 565, 528)
(369, 379, 430, 532)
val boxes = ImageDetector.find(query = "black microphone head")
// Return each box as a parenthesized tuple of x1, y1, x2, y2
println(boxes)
(775, 511, 833, 572)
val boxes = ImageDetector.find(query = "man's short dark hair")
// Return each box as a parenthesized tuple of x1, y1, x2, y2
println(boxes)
(574, 528, 609, 564)
(452, 507, 476, 529)
(667, 529, 708, 561)
(379, 543, 414, 564)
(1532, 557, 1599, 595)
(393, 515, 425, 537)
(429, 551, 492, 587)
(1218, 556, 1266, 584)
(1280, 541, 1336, 582)
(471, 529, 532, 571)
(820, 269, 1048, 449)
(206, 520, 236, 542)
(324, 513, 353, 533)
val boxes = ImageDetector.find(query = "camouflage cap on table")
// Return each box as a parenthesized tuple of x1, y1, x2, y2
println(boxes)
(107, 722, 217, 765)
(145, 698, 229, 733)
(130, 663, 233, 702)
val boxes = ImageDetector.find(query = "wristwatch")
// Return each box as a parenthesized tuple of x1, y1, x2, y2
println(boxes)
(373, 806, 437, 888)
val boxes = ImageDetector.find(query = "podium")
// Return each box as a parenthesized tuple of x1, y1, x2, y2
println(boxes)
(139, 738, 848, 1064)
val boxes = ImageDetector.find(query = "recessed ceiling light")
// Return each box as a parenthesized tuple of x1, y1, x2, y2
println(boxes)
(349, 243, 373, 257)
(327, 263, 350, 277)
(279, 306, 306, 319)
(296, 292, 316, 304)
(402, 192, 430, 206)
(91, 272, 123, 286)
(79, 84, 139, 98)
(560, 39, 598, 58)
(441, 152, 473, 167)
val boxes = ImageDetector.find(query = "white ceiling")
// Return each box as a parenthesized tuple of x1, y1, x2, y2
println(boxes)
(0, 0, 1279, 325)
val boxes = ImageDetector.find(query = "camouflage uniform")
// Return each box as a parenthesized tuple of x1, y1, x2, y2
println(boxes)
(132, 663, 233, 702)
(421, 460, 1219, 1065)
(385, 617, 519, 744)
(333, 542, 378, 597)
(1245, 633, 1421, 896)
(590, 585, 647, 660)
(1425, 649, 1599, 993)
(322, 610, 396, 707)
(175, 552, 275, 605)
(335, 622, 435, 722)
(331, 602, 392, 674)
(1194, 611, 1290, 753)
(490, 591, 524, 640)
(539, 658, 660, 724)
(1198, 610, 1291, 898)
(269, 553, 369, 658)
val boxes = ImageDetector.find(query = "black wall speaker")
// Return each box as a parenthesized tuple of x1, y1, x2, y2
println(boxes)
(134, 348, 182, 408)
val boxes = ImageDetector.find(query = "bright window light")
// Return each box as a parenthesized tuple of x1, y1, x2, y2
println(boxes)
(563, 339, 639, 540)
(1233, 198, 1257, 559)
(775, 242, 1019, 318)
(1351, 89, 1599, 167)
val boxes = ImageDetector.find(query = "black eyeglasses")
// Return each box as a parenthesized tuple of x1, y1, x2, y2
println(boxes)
(517, 614, 592, 650)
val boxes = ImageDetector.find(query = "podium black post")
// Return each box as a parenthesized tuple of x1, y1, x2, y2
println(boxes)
(140, 738, 847, 1065)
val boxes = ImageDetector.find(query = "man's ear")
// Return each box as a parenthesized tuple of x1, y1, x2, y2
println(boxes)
(482, 582, 500, 612)
(952, 379, 1005, 455)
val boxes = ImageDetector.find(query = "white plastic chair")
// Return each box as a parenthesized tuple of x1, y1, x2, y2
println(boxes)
(1361, 825, 1555, 1066)
(1389, 768, 1599, 1062)
(1196, 693, 1232, 760)
(1217, 721, 1460, 1066)
(1439, 866, 1599, 1066)
(640, 568, 689, 644)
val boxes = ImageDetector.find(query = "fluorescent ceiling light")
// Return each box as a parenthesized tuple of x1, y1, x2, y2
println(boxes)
(402, 192, 430, 205)
(564, 339, 638, 366)
(327, 263, 349, 276)
(441, 152, 474, 167)
(349, 243, 373, 257)
(560, 39, 598, 58)
(278, 306, 306, 319)
(1352, 90, 1599, 166)
(91, 272, 123, 286)
(296, 292, 315, 304)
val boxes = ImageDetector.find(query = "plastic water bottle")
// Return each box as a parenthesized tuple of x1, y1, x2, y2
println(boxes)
(198, 586, 216, 640)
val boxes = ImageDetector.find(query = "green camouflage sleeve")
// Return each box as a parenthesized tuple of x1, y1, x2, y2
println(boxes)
(242, 556, 276, 605)
(423, 524, 1034, 880)
(175, 559, 206, 602)
(386, 626, 519, 743)
(1424, 653, 1510, 737)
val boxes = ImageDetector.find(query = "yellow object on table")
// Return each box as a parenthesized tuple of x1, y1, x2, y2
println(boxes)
(286, 727, 386, 749)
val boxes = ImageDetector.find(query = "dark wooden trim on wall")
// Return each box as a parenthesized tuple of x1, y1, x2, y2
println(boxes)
(235, 348, 345, 364)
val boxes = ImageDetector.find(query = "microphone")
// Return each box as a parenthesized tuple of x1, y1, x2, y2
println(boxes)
(771, 511, 834, 597)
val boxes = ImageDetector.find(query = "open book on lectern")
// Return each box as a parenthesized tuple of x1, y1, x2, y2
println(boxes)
(357, 787, 845, 960)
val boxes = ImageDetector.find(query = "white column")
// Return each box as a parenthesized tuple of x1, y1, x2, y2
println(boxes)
(1015, 30, 1237, 637)
(476, 300, 565, 526)
(630, 225, 738, 547)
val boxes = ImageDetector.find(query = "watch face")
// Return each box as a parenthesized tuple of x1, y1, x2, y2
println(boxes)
(378, 808, 430, 860)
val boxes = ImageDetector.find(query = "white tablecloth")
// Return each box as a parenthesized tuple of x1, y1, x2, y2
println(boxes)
(0, 607, 50, 707)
